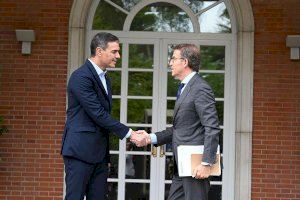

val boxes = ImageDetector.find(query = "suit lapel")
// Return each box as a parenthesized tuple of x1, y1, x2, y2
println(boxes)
(173, 74, 198, 120)
(105, 74, 113, 107)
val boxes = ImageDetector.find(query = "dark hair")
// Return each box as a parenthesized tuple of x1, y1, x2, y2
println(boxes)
(173, 44, 200, 71)
(90, 32, 119, 56)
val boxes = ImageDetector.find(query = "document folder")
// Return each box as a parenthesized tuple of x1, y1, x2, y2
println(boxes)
(177, 145, 221, 177)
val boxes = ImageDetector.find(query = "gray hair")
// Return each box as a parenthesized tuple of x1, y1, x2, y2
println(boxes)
(90, 32, 119, 56)
(173, 44, 200, 71)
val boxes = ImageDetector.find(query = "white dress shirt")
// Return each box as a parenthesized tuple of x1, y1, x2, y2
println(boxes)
(88, 59, 108, 94)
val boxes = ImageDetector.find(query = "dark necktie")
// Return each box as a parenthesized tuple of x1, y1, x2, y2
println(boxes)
(176, 83, 185, 100)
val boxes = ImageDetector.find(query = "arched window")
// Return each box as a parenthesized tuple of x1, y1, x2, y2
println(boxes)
(92, 0, 232, 33)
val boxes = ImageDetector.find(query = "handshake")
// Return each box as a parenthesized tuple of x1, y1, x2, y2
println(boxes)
(130, 130, 152, 147)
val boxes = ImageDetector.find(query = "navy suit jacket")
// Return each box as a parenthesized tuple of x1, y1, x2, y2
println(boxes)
(61, 60, 129, 164)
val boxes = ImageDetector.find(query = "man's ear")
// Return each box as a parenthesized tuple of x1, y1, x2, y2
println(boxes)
(96, 47, 102, 56)
(183, 59, 188, 68)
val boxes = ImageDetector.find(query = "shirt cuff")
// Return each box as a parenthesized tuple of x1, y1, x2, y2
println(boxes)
(125, 129, 132, 139)
(201, 162, 212, 166)
(149, 133, 157, 144)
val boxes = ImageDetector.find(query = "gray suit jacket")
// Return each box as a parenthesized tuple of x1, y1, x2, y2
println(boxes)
(155, 73, 220, 166)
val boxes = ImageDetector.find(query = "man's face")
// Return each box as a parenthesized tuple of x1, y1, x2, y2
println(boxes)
(169, 49, 185, 79)
(98, 41, 120, 68)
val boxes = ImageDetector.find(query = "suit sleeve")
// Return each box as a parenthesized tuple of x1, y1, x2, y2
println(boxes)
(69, 72, 129, 139)
(194, 85, 220, 164)
(154, 127, 173, 146)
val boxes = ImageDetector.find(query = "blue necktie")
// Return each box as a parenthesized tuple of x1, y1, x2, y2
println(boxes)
(176, 83, 185, 100)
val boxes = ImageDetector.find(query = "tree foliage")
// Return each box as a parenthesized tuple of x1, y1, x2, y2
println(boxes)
(218, 8, 231, 33)
(131, 3, 193, 32)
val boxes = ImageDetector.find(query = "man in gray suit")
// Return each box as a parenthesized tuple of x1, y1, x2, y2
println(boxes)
(132, 44, 220, 200)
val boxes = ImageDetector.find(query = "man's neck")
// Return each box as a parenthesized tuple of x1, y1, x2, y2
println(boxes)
(89, 57, 106, 71)
(179, 69, 193, 81)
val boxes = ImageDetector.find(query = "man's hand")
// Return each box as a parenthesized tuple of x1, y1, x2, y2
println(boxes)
(130, 130, 151, 147)
(192, 164, 211, 179)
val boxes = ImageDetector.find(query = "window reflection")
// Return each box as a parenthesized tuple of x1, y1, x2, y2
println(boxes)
(127, 99, 152, 124)
(184, 0, 217, 14)
(92, 0, 126, 30)
(167, 72, 181, 97)
(93, 1, 231, 33)
(108, 154, 119, 178)
(125, 183, 149, 200)
(110, 0, 141, 12)
(208, 185, 222, 200)
(111, 98, 120, 121)
(165, 156, 174, 180)
(199, 2, 231, 33)
(129, 44, 154, 68)
(109, 133, 119, 151)
(130, 3, 193, 32)
(200, 46, 225, 70)
(125, 154, 151, 179)
(200, 73, 224, 98)
(166, 100, 175, 124)
(128, 72, 153, 96)
(109, 72, 121, 95)
(106, 182, 118, 199)
(215, 101, 224, 126)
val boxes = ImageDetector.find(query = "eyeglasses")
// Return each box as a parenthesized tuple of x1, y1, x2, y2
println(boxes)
(169, 57, 185, 63)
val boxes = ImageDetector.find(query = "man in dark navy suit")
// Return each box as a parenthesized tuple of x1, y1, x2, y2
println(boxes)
(61, 32, 140, 200)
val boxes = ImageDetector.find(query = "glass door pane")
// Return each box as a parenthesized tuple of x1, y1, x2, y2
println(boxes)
(109, 40, 160, 200)
(126, 43, 154, 199)
(200, 45, 225, 200)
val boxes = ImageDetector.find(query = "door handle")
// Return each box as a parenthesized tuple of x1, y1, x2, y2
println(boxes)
(160, 145, 165, 157)
(151, 146, 157, 157)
